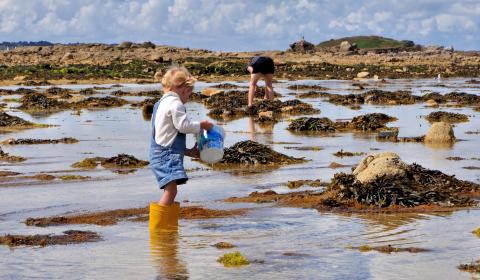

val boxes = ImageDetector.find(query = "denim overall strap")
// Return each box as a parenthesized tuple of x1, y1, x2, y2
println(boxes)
(150, 95, 186, 155)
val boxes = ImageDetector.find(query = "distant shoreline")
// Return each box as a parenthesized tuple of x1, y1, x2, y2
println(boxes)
(0, 42, 478, 84)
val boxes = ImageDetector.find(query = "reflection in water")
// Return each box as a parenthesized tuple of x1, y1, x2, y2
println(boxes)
(424, 141, 455, 150)
(337, 211, 455, 248)
(248, 116, 274, 144)
(150, 231, 189, 280)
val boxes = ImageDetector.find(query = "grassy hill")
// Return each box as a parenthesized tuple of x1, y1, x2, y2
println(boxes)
(317, 36, 412, 49)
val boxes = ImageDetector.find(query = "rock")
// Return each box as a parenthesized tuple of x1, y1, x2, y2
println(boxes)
(425, 99, 439, 107)
(424, 122, 456, 144)
(401, 40, 415, 47)
(150, 54, 163, 63)
(339, 41, 357, 52)
(329, 162, 348, 169)
(141, 41, 155, 49)
(445, 46, 454, 52)
(201, 88, 222, 97)
(425, 111, 469, 123)
(289, 38, 315, 52)
(0, 112, 32, 127)
(357, 72, 369, 78)
(118, 41, 133, 49)
(70, 95, 86, 103)
(61, 52, 73, 62)
(218, 140, 304, 166)
(153, 70, 163, 82)
(13, 75, 26, 81)
(287, 117, 336, 132)
(352, 152, 408, 183)
(258, 111, 274, 121)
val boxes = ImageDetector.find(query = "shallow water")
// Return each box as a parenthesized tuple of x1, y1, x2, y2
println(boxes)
(0, 78, 479, 279)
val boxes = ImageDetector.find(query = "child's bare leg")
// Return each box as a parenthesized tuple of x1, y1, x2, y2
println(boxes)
(158, 181, 177, 206)
(264, 74, 274, 100)
(248, 73, 261, 107)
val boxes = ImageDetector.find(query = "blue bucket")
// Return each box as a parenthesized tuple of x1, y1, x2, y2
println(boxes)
(198, 125, 225, 164)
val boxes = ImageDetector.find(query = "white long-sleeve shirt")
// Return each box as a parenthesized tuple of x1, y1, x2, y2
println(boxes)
(153, 91, 200, 147)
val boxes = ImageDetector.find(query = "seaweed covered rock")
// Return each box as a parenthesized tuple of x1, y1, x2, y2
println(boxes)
(363, 90, 419, 105)
(296, 91, 330, 99)
(205, 90, 318, 121)
(458, 260, 480, 274)
(0, 230, 101, 247)
(18, 92, 67, 111)
(352, 152, 407, 183)
(288, 113, 395, 133)
(287, 84, 328, 91)
(326, 93, 365, 106)
(212, 83, 244, 89)
(2, 137, 78, 145)
(289, 38, 315, 53)
(249, 99, 319, 116)
(0, 147, 26, 162)
(204, 91, 247, 119)
(218, 140, 304, 166)
(217, 252, 250, 267)
(424, 122, 456, 144)
(322, 90, 420, 107)
(100, 154, 149, 169)
(343, 113, 396, 131)
(71, 157, 103, 169)
(443, 92, 480, 106)
(329, 153, 479, 207)
(287, 117, 336, 132)
(45, 87, 73, 98)
(0, 112, 32, 127)
(425, 111, 469, 123)
(74, 96, 128, 108)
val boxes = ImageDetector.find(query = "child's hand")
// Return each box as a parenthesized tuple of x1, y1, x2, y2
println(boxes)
(185, 143, 200, 158)
(200, 120, 214, 131)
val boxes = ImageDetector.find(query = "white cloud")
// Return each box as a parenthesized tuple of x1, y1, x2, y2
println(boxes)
(435, 14, 475, 32)
(0, 0, 478, 50)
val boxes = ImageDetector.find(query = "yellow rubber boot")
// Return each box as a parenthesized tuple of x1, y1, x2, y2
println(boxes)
(149, 202, 173, 233)
(168, 202, 180, 229)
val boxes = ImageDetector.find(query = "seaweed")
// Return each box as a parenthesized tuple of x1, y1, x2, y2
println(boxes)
(217, 252, 250, 267)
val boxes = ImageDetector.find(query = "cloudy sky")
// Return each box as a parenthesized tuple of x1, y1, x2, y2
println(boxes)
(0, 0, 478, 51)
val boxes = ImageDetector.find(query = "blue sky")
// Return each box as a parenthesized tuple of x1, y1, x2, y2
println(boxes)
(0, 0, 478, 51)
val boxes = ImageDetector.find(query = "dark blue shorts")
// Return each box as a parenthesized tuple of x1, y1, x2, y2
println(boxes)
(249, 56, 275, 74)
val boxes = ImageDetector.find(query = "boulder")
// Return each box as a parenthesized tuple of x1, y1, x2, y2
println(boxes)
(150, 54, 163, 62)
(425, 99, 439, 107)
(289, 38, 315, 52)
(352, 152, 408, 183)
(153, 71, 163, 82)
(258, 111, 274, 121)
(13, 75, 26, 81)
(424, 122, 455, 144)
(201, 88, 222, 97)
(61, 53, 73, 62)
(357, 72, 369, 78)
(141, 41, 156, 49)
(118, 41, 133, 49)
(339, 41, 357, 52)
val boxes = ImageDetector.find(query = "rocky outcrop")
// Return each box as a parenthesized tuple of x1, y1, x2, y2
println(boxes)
(424, 122, 456, 144)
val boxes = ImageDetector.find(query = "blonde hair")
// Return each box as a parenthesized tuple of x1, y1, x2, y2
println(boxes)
(161, 66, 197, 92)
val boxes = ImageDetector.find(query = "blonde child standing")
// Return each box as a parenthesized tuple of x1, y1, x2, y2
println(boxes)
(149, 66, 213, 232)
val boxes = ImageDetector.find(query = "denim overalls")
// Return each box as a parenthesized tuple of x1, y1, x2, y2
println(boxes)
(149, 95, 188, 189)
